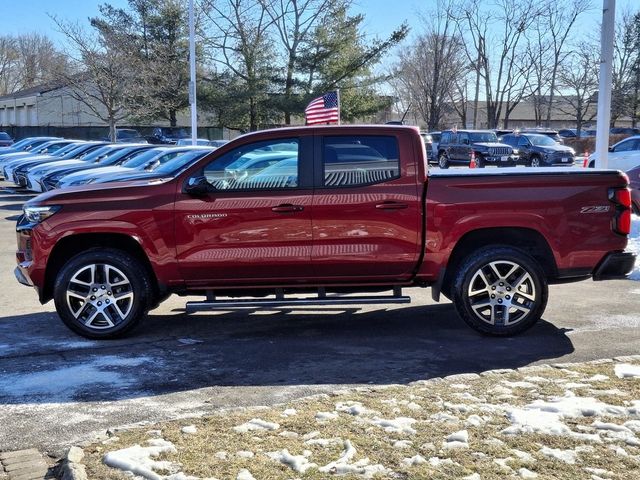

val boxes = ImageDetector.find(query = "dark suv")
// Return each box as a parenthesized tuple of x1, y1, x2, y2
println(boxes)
(437, 130, 516, 168)
(501, 133, 575, 167)
(147, 127, 190, 144)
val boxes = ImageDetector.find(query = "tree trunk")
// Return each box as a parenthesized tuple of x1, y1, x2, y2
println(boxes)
(109, 117, 117, 142)
(169, 109, 177, 127)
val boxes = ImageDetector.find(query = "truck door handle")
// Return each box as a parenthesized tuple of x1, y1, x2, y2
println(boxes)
(272, 204, 304, 213)
(376, 201, 409, 210)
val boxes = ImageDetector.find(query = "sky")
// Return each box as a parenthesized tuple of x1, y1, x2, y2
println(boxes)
(0, 0, 637, 49)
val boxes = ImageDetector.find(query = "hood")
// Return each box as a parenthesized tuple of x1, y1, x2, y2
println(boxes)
(472, 142, 511, 149)
(31, 160, 87, 173)
(534, 144, 573, 153)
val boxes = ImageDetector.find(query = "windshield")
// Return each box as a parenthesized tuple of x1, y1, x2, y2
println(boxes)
(81, 145, 120, 162)
(58, 144, 93, 158)
(121, 149, 167, 168)
(11, 138, 33, 149)
(469, 132, 498, 143)
(529, 135, 557, 146)
(118, 129, 140, 138)
(154, 150, 211, 174)
(0, 132, 10, 140)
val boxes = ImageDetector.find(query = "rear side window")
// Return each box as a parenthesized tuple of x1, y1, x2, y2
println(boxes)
(322, 136, 399, 187)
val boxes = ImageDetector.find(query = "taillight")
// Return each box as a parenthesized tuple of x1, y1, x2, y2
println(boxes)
(609, 187, 632, 235)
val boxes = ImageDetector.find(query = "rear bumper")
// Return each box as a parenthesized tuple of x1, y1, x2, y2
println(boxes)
(593, 251, 637, 281)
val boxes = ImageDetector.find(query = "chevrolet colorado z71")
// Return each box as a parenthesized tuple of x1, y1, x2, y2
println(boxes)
(14, 126, 636, 339)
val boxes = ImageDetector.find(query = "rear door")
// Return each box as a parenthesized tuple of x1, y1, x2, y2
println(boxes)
(311, 131, 422, 280)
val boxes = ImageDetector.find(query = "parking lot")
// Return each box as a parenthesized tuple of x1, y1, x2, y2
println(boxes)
(1, 180, 640, 457)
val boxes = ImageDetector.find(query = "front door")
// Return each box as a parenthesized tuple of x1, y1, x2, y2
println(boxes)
(311, 132, 422, 281)
(174, 136, 314, 285)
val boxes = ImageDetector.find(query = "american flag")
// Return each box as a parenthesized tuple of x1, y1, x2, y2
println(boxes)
(304, 91, 340, 125)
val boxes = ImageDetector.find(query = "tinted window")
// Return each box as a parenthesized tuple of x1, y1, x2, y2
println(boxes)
(0, 132, 10, 140)
(322, 136, 399, 187)
(615, 139, 638, 152)
(459, 132, 469, 145)
(501, 135, 516, 146)
(441, 132, 450, 144)
(202, 138, 299, 190)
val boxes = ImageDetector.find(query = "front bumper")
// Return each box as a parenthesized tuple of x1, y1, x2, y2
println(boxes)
(593, 251, 637, 280)
(14, 265, 33, 287)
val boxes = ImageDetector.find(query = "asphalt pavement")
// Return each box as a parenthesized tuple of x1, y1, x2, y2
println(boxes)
(0, 181, 639, 457)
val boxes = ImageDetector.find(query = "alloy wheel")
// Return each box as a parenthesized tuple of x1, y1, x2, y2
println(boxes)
(466, 260, 536, 326)
(65, 263, 134, 330)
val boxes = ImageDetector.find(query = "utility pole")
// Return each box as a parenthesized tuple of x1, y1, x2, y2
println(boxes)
(189, 0, 197, 145)
(595, 0, 615, 168)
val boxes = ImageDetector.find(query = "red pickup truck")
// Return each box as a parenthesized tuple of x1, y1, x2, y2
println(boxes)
(15, 126, 636, 339)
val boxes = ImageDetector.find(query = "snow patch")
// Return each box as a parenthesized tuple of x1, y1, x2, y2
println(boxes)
(236, 469, 256, 480)
(335, 401, 370, 416)
(519, 467, 538, 478)
(266, 449, 316, 473)
(539, 446, 577, 464)
(614, 363, 640, 378)
(315, 411, 339, 421)
(181, 425, 197, 435)
(401, 454, 427, 466)
(233, 418, 279, 433)
(318, 440, 389, 478)
(103, 438, 178, 479)
(367, 416, 417, 435)
(281, 408, 297, 417)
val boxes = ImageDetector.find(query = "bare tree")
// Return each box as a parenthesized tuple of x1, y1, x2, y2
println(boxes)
(611, 9, 640, 126)
(258, 0, 334, 124)
(394, 3, 467, 130)
(51, 18, 133, 141)
(200, 0, 276, 131)
(540, 0, 592, 127)
(556, 42, 599, 135)
(453, 0, 541, 129)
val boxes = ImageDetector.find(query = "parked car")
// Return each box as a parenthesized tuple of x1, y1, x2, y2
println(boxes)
(437, 129, 517, 168)
(59, 146, 210, 187)
(147, 127, 190, 145)
(2, 140, 83, 181)
(15, 143, 108, 189)
(102, 129, 147, 143)
(518, 128, 564, 143)
(0, 137, 62, 167)
(175, 138, 212, 146)
(15, 126, 634, 339)
(0, 131, 14, 147)
(428, 131, 441, 164)
(40, 144, 155, 191)
(87, 148, 214, 185)
(501, 133, 575, 167)
(420, 132, 434, 163)
(208, 140, 230, 148)
(610, 127, 640, 136)
(627, 165, 640, 214)
(587, 135, 640, 170)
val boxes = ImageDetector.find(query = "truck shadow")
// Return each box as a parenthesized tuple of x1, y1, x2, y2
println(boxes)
(0, 303, 574, 405)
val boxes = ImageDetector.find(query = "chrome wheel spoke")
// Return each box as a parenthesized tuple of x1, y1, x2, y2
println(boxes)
(66, 262, 134, 330)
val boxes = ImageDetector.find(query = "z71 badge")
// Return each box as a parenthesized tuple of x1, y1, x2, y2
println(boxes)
(580, 206, 610, 214)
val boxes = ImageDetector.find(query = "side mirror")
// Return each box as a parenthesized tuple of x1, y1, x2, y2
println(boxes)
(185, 175, 214, 196)
(608, 146, 614, 152)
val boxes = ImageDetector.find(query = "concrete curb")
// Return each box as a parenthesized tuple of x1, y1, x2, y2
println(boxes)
(55, 354, 640, 478)
(59, 447, 86, 480)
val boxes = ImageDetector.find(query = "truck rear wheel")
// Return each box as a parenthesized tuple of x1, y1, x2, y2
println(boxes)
(53, 248, 152, 339)
(438, 153, 450, 169)
(451, 247, 548, 336)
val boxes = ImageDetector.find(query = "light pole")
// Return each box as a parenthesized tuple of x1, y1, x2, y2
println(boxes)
(595, 0, 616, 168)
(189, 0, 197, 145)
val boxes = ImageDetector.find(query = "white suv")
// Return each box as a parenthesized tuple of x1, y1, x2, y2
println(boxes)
(588, 135, 640, 170)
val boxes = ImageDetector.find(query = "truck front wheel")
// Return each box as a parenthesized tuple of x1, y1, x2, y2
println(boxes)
(438, 153, 450, 169)
(53, 248, 152, 339)
(451, 247, 548, 336)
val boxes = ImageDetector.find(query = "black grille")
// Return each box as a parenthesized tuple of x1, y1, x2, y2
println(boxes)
(488, 147, 511, 156)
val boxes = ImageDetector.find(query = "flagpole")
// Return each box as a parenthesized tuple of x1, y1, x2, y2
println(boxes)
(336, 89, 341, 126)
(189, 0, 197, 145)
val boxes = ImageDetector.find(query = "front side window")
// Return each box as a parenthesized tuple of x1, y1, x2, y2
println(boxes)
(203, 138, 299, 190)
(459, 132, 469, 145)
(469, 132, 498, 143)
(615, 139, 637, 152)
(322, 136, 399, 187)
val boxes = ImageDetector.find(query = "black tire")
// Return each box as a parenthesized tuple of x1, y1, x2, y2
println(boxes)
(529, 156, 542, 167)
(475, 156, 485, 168)
(451, 246, 548, 336)
(588, 161, 595, 168)
(53, 248, 152, 339)
(438, 153, 450, 169)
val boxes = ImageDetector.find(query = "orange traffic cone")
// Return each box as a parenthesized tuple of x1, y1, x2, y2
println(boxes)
(470, 150, 477, 168)
(583, 151, 589, 168)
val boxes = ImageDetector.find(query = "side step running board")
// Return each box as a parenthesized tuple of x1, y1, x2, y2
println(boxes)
(185, 287, 410, 313)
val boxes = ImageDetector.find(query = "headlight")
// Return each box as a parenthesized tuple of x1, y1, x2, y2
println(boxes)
(70, 178, 95, 186)
(33, 169, 45, 176)
(512, 149, 519, 155)
(23, 205, 61, 224)
(569, 148, 575, 155)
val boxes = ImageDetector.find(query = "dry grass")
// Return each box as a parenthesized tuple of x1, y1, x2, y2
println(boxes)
(82, 359, 640, 480)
